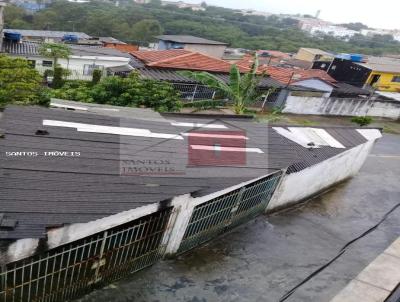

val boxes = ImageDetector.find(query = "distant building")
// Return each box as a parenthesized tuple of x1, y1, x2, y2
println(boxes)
(155, 35, 228, 58)
(8, 0, 46, 12)
(295, 17, 332, 32)
(295, 47, 334, 62)
(309, 25, 358, 39)
(237, 9, 271, 17)
(67, 0, 91, 3)
(161, 1, 205, 11)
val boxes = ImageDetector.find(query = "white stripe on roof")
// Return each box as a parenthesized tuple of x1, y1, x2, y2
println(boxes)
(170, 122, 228, 129)
(273, 127, 345, 148)
(182, 133, 248, 140)
(43, 120, 183, 140)
(190, 145, 264, 153)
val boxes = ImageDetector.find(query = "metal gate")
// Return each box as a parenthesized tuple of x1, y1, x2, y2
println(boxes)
(0, 207, 173, 302)
(178, 172, 282, 254)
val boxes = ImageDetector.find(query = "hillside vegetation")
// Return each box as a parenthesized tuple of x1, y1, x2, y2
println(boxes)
(4, 0, 400, 55)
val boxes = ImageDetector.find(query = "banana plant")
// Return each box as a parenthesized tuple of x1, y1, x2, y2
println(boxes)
(180, 55, 266, 114)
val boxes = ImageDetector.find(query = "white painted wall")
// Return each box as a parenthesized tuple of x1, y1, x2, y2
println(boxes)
(11, 54, 130, 80)
(2, 171, 280, 263)
(183, 44, 227, 59)
(283, 95, 400, 120)
(266, 133, 380, 212)
(2, 239, 39, 264)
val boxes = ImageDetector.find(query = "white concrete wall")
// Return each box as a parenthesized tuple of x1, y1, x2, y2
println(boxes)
(283, 95, 400, 120)
(2, 171, 277, 263)
(266, 135, 379, 212)
(10, 54, 130, 80)
(183, 44, 227, 59)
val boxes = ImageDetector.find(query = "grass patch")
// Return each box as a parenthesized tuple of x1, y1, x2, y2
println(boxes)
(382, 125, 400, 135)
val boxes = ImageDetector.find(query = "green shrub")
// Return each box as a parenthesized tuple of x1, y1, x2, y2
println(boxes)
(0, 55, 44, 107)
(351, 116, 373, 126)
(48, 73, 182, 112)
(91, 69, 102, 85)
(52, 67, 64, 89)
(43, 69, 54, 78)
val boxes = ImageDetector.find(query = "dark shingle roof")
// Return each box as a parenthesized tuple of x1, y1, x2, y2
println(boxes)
(333, 82, 371, 96)
(0, 105, 369, 240)
(156, 35, 228, 45)
(1, 40, 40, 56)
(1, 41, 132, 58)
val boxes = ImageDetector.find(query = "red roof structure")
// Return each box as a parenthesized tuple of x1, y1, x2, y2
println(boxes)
(262, 66, 336, 85)
(130, 49, 191, 64)
(131, 49, 250, 73)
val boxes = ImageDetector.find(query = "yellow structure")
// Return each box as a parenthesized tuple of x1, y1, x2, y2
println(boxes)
(295, 48, 334, 62)
(360, 58, 400, 92)
(365, 71, 400, 92)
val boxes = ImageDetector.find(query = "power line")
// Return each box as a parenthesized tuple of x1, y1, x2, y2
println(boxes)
(278, 201, 400, 302)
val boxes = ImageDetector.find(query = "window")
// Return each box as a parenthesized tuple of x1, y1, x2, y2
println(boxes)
(392, 76, 400, 83)
(42, 60, 53, 67)
(331, 65, 337, 70)
(83, 64, 104, 76)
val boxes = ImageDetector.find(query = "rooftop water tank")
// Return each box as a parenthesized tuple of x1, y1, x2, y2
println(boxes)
(62, 34, 79, 43)
(4, 32, 22, 42)
(350, 54, 363, 62)
(336, 53, 352, 60)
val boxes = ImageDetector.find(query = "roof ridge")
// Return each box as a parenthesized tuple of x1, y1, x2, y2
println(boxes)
(147, 51, 197, 66)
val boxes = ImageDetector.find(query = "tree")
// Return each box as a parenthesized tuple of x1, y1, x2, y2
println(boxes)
(129, 19, 163, 44)
(49, 72, 182, 112)
(340, 22, 369, 31)
(39, 43, 71, 72)
(4, 5, 30, 28)
(52, 67, 64, 89)
(91, 69, 102, 85)
(0, 55, 45, 107)
(181, 55, 265, 114)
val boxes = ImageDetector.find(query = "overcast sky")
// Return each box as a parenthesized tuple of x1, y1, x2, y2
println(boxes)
(184, 0, 399, 30)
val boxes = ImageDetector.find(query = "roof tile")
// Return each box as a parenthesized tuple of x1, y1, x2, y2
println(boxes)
(131, 50, 250, 73)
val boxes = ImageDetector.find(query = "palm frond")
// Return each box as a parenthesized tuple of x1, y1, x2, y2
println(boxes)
(179, 70, 232, 97)
(228, 65, 241, 98)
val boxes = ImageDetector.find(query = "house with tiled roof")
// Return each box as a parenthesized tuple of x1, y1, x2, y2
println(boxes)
(129, 49, 285, 101)
(132, 49, 250, 73)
